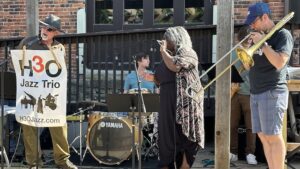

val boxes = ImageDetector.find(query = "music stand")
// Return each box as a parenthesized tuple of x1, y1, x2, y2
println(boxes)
(107, 94, 159, 112)
(107, 93, 159, 168)
(0, 72, 16, 100)
(0, 71, 16, 168)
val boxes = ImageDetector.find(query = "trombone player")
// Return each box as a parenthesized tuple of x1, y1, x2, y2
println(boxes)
(244, 2, 293, 169)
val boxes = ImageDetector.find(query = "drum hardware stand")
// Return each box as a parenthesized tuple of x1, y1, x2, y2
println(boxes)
(107, 93, 159, 168)
(132, 55, 147, 169)
(143, 131, 159, 161)
(129, 106, 137, 168)
(68, 104, 95, 165)
(82, 142, 90, 165)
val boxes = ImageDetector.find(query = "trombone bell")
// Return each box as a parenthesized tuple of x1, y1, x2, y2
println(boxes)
(236, 47, 254, 67)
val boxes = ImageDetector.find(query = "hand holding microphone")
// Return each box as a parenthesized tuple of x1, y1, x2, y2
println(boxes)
(157, 39, 172, 55)
(157, 40, 163, 46)
(158, 40, 167, 52)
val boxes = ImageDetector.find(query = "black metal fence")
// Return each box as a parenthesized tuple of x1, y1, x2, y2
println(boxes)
(0, 25, 216, 115)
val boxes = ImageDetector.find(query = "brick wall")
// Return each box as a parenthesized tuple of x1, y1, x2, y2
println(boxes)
(234, 0, 286, 24)
(0, 0, 85, 38)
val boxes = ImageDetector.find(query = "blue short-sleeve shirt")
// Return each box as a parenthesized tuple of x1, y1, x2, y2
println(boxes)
(124, 70, 155, 93)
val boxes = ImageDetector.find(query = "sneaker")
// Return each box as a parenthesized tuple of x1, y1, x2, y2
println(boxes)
(230, 153, 238, 162)
(246, 153, 258, 165)
(57, 160, 78, 169)
(28, 164, 42, 169)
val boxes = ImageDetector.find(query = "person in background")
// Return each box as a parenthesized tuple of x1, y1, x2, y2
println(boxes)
(17, 14, 77, 169)
(123, 52, 158, 151)
(124, 52, 156, 93)
(244, 2, 294, 169)
(155, 26, 204, 169)
(230, 26, 257, 165)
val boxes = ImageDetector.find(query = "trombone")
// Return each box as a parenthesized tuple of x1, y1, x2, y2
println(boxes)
(186, 12, 295, 100)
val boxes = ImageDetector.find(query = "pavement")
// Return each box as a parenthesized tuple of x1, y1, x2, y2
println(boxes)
(3, 143, 300, 169)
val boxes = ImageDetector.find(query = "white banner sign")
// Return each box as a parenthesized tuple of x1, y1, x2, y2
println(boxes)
(10, 49, 67, 127)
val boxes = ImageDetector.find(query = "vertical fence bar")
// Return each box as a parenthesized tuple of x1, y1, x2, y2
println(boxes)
(4, 42, 9, 71)
(112, 35, 117, 94)
(97, 36, 102, 102)
(82, 38, 87, 100)
(76, 38, 80, 104)
(128, 34, 132, 72)
(105, 36, 109, 96)
(67, 38, 72, 112)
(90, 37, 95, 101)
(120, 34, 124, 93)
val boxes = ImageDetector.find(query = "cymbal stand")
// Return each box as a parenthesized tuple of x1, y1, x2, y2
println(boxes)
(132, 55, 147, 169)
(82, 143, 89, 165)
(130, 106, 137, 169)
(69, 104, 94, 165)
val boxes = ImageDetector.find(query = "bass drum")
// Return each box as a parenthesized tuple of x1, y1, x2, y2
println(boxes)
(87, 115, 142, 165)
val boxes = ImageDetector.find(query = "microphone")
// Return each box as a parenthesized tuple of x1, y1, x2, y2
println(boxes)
(77, 107, 84, 114)
(132, 55, 137, 64)
(87, 103, 95, 110)
(157, 40, 163, 46)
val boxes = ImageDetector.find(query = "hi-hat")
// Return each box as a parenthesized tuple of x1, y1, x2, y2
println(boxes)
(128, 111, 152, 117)
(79, 101, 107, 107)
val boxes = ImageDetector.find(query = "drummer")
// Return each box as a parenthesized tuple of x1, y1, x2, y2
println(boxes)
(123, 52, 158, 132)
(123, 52, 157, 94)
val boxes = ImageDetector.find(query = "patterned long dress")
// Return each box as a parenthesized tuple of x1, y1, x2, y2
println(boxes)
(155, 48, 204, 168)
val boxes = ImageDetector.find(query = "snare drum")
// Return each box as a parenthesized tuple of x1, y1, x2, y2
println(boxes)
(128, 88, 151, 94)
(87, 112, 142, 165)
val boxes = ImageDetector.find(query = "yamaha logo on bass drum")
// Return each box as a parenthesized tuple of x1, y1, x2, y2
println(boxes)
(98, 121, 124, 129)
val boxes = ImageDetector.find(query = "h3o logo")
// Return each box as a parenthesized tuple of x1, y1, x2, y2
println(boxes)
(19, 55, 62, 78)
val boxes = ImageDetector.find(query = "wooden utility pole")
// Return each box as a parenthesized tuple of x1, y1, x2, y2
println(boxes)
(215, 0, 234, 168)
(26, 0, 39, 36)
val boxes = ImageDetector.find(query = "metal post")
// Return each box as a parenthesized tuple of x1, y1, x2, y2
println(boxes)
(26, 0, 39, 36)
(26, 1, 39, 168)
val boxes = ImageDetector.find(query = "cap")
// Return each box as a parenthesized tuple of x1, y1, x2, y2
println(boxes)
(245, 2, 271, 25)
(39, 14, 64, 33)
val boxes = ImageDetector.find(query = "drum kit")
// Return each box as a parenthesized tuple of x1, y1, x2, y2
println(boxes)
(68, 97, 159, 166)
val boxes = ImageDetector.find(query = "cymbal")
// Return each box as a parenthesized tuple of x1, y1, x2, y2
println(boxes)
(66, 114, 85, 121)
(78, 101, 107, 107)
(128, 111, 152, 117)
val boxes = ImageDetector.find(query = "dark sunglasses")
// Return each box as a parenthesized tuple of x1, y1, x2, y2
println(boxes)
(42, 27, 56, 32)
